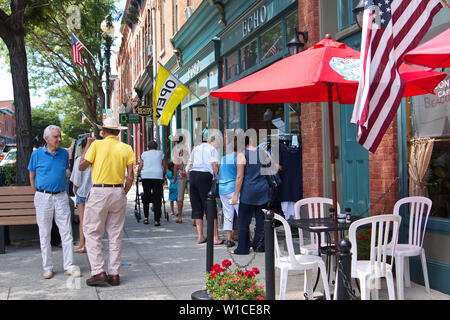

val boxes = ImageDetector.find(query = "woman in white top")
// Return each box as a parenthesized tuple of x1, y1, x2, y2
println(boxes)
(70, 138, 93, 253)
(137, 141, 167, 226)
(188, 135, 223, 245)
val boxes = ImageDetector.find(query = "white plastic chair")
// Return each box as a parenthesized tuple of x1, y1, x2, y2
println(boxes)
(294, 197, 341, 285)
(272, 213, 331, 300)
(388, 196, 432, 300)
(294, 197, 341, 255)
(348, 214, 401, 300)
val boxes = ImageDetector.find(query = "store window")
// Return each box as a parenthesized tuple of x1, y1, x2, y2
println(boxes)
(338, 0, 358, 31)
(192, 103, 208, 141)
(409, 70, 450, 219)
(210, 96, 219, 130)
(182, 108, 189, 131)
(227, 100, 240, 130)
(188, 81, 197, 102)
(286, 11, 299, 41)
(261, 22, 283, 61)
(209, 67, 218, 90)
(198, 73, 208, 97)
(240, 39, 258, 73)
(226, 51, 239, 81)
(288, 103, 301, 135)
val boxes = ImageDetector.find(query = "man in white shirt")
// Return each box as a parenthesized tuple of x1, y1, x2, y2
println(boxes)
(188, 135, 223, 245)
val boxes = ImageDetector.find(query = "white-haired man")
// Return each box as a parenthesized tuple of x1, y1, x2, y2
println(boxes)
(28, 125, 80, 279)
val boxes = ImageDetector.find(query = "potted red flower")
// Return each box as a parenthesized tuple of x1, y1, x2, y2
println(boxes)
(205, 259, 266, 300)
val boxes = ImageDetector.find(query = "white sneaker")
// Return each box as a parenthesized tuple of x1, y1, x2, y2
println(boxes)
(64, 266, 81, 277)
(43, 269, 53, 279)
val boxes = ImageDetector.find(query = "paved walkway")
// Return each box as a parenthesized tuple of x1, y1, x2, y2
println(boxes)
(0, 185, 448, 300)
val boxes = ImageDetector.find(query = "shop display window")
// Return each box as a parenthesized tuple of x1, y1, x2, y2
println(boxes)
(409, 71, 450, 219)
(426, 141, 450, 218)
(198, 73, 208, 97)
(226, 51, 238, 81)
(261, 22, 282, 61)
(240, 39, 258, 73)
(209, 96, 219, 130)
(286, 12, 299, 41)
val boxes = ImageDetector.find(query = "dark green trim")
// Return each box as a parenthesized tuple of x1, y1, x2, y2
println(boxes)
(410, 256, 450, 295)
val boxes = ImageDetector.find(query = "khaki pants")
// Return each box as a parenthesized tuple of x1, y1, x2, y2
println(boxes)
(83, 187, 127, 276)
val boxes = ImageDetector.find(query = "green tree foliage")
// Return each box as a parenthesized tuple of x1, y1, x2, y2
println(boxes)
(25, 0, 119, 136)
(31, 107, 61, 148)
(45, 86, 91, 147)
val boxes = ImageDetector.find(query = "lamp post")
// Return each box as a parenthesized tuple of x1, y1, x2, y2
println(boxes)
(286, 27, 307, 135)
(287, 27, 308, 56)
(101, 16, 115, 109)
(352, 0, 365, 30)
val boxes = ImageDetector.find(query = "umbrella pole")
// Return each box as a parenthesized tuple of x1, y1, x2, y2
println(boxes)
(327, 83, 340, 279)
(326, 83, 338, 216)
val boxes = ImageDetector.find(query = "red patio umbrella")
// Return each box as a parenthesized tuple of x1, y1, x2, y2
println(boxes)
(211, 35, 446, 216)
(403, 28, 450, 68)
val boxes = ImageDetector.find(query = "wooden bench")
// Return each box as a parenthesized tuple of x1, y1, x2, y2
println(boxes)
(0, 186, 36, 254)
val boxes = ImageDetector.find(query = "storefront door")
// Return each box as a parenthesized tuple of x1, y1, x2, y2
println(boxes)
(340, 104, 370, 216)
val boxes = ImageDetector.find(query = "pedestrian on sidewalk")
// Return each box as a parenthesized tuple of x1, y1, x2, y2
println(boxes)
(218, 136, 240, 248)
(172, 135, 189, 224)
(70, 137, 93, 253)
(137, 140, 166, 226)
(188, 134, 224, 245)
(28, 125, 81, 279)
(79, 118, 135, 287)
(166, 162, 178, 218)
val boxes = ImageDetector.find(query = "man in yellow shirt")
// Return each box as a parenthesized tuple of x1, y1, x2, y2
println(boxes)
(79, 118, 135, 286)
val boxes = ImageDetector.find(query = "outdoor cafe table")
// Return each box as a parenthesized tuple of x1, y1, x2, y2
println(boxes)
(288, 216, 362, 296)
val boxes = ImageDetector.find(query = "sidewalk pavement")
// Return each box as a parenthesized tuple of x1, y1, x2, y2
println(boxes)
(0, 185, 449, 300)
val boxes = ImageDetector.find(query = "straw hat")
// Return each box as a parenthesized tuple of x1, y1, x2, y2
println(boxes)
(95, 117, 127, 130)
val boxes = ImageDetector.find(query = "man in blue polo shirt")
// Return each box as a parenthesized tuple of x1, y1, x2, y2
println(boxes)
(28, 125, 80, 279)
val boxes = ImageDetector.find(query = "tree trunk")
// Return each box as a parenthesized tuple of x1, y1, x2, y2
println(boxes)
(9, 32, 33, 186)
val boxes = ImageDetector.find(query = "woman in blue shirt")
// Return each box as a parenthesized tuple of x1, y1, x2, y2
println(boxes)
(218, 137, 239, 248)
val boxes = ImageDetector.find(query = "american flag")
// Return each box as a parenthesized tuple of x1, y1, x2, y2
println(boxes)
(81, 113, 86, 124)
(351, 0, 443, 153)
(262, 38, 281, 60)
(70, 33, 85, 66)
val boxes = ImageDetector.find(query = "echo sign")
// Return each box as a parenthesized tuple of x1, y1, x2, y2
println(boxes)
(155, 78, 178, 119)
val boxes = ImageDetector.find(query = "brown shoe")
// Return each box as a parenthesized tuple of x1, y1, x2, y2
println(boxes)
(86, 272, 109, 286)
(108, 274, 120, 286)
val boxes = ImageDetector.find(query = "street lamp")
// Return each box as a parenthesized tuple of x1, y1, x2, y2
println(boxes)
(287, 27, 308, 56)
(353, 0, 365, 30)
(101, 16, 115, 109)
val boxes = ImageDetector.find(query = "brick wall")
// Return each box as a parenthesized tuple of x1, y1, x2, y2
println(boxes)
(298, 2, 323, 198)
(369, 117, 399, 215)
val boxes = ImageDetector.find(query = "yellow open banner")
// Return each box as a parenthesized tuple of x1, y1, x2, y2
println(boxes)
(153, 64, 190, 126)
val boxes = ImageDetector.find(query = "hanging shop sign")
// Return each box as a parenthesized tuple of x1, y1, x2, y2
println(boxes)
(119, 113, 140, 124)
(136, 105, 153, 117)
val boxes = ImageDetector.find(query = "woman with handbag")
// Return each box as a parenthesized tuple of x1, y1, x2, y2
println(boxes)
(230, 136, 281, 254)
